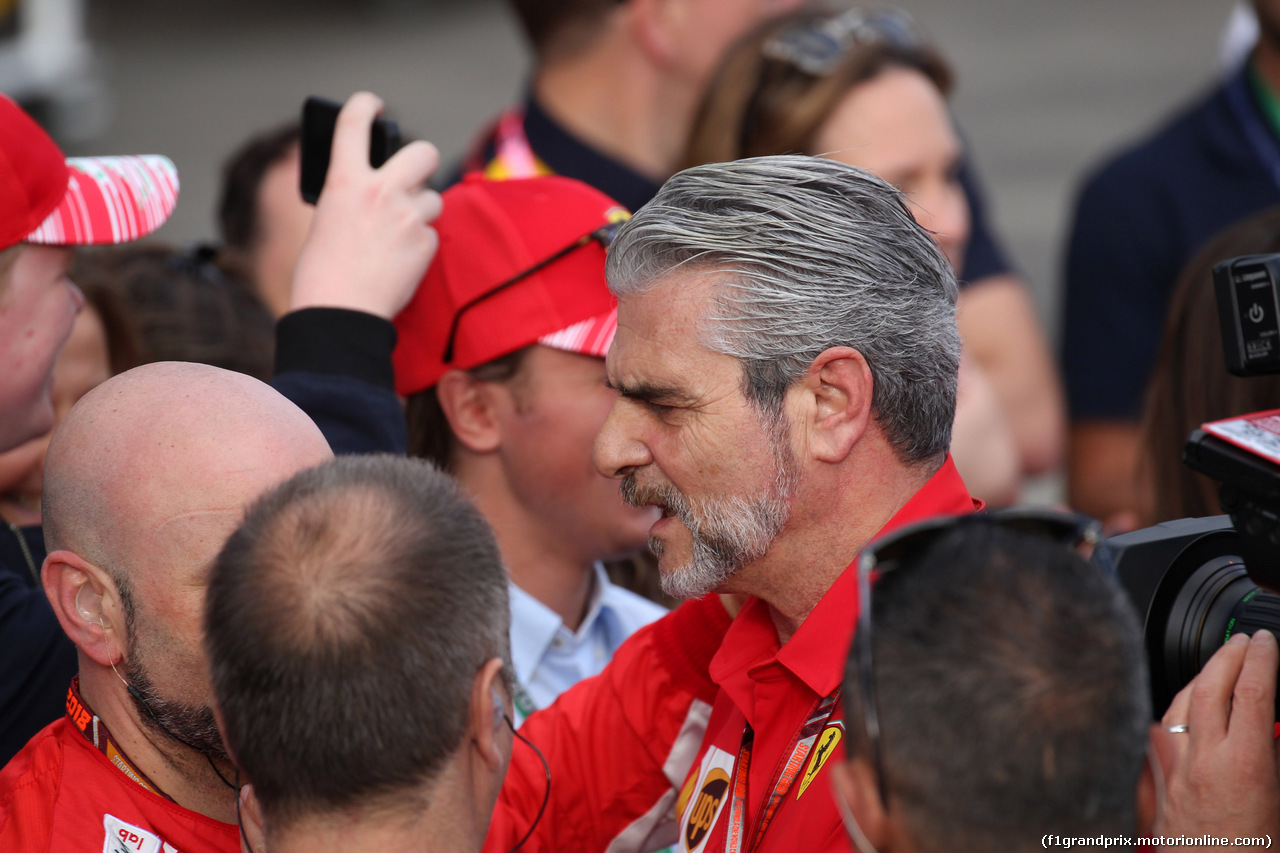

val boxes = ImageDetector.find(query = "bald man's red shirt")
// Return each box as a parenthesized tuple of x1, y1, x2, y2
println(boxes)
(0, 697, 239, 852)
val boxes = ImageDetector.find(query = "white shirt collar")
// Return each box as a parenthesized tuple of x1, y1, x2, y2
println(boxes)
(508, 563, 612, 687)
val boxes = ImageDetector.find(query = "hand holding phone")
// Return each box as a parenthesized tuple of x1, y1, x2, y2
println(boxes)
(289, 92, 442, 319)
(300, 95, 403, 204)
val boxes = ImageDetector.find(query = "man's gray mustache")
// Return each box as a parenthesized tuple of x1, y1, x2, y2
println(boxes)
(621, 475, 687, 518)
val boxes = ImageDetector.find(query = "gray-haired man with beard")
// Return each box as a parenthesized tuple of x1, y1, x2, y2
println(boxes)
(591, 155, 981, 853)
(483, 155, 981, 853)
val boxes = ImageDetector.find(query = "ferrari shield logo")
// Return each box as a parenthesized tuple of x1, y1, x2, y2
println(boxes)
(795, 724, 843, 800)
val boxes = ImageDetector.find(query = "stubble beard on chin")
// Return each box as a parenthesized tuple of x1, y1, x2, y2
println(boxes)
(620, 428, 798, 600)
(124, 655, 230, 763)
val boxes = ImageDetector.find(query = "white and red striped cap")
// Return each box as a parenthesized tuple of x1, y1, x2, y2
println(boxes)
(1, 95, 179, 251)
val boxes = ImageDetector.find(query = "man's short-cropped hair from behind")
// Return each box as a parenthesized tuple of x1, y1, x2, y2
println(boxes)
(606, 154, 960, 464)
(843, 522, 1151, 852)
(205, 454, 510, 826)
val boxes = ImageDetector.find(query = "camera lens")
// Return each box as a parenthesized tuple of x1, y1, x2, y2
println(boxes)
(1162, 556, 1280, 715)
(1101, 517, 1280, 718)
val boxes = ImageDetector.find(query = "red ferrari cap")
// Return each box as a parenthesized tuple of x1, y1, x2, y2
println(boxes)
(393, 174, 628, 395)
(0, 95, 179, 251)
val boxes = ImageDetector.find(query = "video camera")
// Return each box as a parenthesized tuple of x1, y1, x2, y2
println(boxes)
(1096, 253, 1280, 717)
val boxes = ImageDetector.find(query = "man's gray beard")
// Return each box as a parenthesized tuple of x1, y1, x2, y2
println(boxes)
(620, 427, 798, 600)
(125, 655, 229, 763)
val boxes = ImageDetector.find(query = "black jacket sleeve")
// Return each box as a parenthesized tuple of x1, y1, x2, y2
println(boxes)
(0, 526, 76, 766)
(271, 308, 407, 455)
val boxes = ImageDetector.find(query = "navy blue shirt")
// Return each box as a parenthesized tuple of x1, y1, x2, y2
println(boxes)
(1063, 67, 1280, 420)
(0, 524, 76, 767)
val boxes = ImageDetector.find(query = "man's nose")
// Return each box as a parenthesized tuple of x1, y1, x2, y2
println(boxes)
(593, 399, 652, 480)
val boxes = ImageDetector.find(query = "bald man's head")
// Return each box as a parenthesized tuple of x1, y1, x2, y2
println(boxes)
(40, 361, 332, 760)
(44, 361, 331, 565)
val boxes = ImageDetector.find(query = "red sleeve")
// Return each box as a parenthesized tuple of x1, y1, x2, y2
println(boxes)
(0, 730, 61, 853)
(485, 594, 732, 853)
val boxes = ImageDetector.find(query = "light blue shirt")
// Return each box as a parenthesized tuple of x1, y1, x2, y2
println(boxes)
(508, 563, 668, 726)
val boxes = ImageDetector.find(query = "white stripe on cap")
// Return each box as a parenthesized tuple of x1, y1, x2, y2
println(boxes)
(538, 311, 618, 358)
(24, 155, 179, 247)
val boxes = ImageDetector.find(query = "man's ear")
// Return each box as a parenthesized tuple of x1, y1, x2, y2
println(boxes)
(799, 347, 874, 464)
(832, 757, 892, 852)
(1138, 723, 1172, 836)
(469, 657, 510, 771)
(627, 0, 681, 66)
(435, 370, 504, 455)
(42, 550, 124, 667)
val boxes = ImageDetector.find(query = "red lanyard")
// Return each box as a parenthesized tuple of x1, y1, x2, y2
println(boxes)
(724, 690, 841, 853)
(66, 678, 171, 800)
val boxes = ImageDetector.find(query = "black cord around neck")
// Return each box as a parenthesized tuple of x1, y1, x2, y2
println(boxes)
(505, 714, 551, 853)
(127, 683, 236, 791)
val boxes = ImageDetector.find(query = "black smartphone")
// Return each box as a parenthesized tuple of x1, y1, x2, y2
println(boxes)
(299, 96, 403, 205)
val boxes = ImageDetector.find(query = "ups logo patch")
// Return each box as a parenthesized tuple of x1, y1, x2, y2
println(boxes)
(684, 768, 730, 851)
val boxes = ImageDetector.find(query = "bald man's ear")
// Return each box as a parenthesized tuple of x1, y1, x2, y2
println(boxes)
(43, 550, 124, 667)
(798, 347, 873, 465)
(435, 370, 504, 456)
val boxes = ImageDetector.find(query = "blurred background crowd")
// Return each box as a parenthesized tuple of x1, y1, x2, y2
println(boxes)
(6, 2, 1280, 848)
(6, 0, 1233, 310)
(2, 0, 1246, 512)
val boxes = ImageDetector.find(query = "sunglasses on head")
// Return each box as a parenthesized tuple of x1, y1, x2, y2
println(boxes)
(762, 8, 923, 77)
(442, 219, 626, 365)
(853, 507, 1102, 805)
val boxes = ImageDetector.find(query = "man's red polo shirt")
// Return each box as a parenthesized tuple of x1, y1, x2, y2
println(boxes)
(0, 692, 240, 852)
(674, 456, 978, 853)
